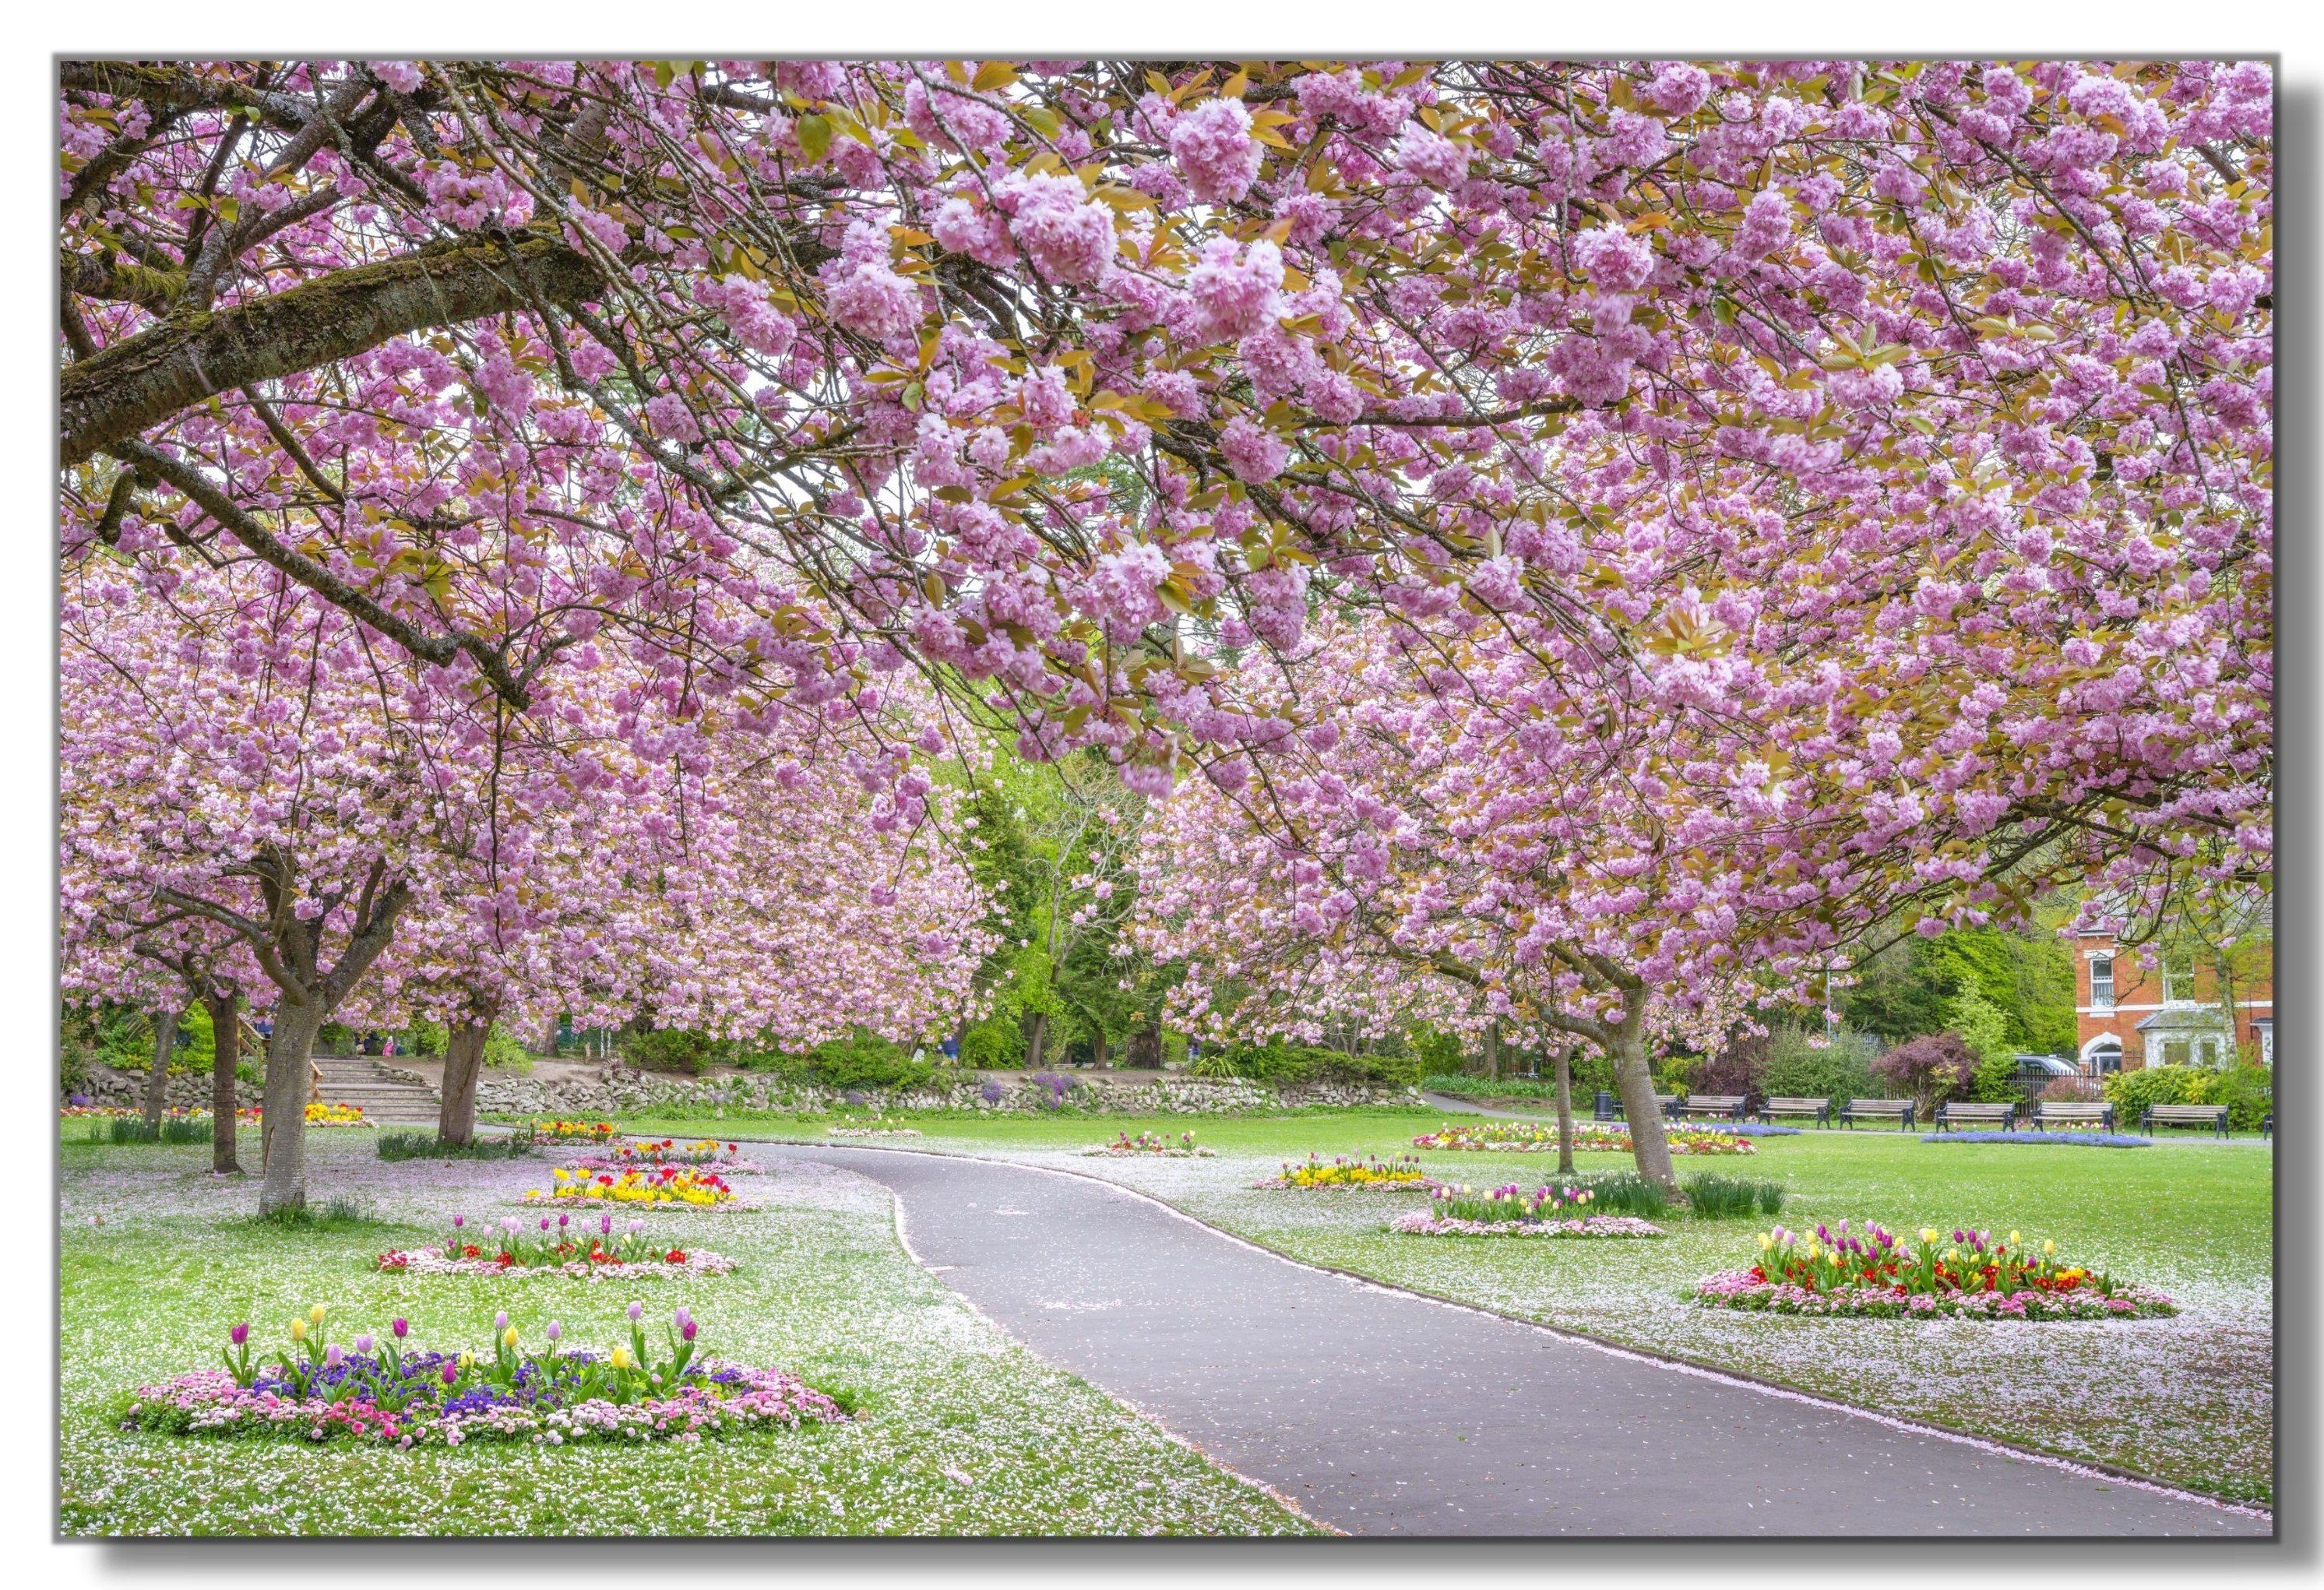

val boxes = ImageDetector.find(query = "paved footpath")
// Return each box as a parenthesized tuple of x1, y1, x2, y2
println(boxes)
(758, 1143, 2267, 1537)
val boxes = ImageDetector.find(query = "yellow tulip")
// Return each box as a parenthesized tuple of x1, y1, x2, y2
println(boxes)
(1920, 1228, 1938, 1243)
(2043, 1239, 2056, 1256)
(1946, 1249, 1960, 1264)
(2008, 1231, 2021, 1247)
(459, 1350, 476, 1369)
(502, 1326, 519, 1349)
(1759, 1234, 1774, 1250)
(289, 1318, 307, 1341)
(308, 1304, 327, 1323)
(611, 1346, 632, 1370)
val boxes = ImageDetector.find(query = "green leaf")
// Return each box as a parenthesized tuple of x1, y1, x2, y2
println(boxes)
(795, 115, 834, 163)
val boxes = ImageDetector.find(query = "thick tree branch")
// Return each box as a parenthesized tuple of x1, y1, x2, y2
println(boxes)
(61, 229, 601, 464)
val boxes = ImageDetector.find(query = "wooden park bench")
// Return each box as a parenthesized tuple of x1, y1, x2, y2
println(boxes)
(1760, 1096, 1831, 1128)
(1840, 1098, 1915, 1130)
(2031, 1101, 2116, 1133)
(1935, 1100, 2019, 1132)
(2142, 1102, 2229, 1137)
(1593, 1091, 1682, 1121)
(1671, 1093, 1748, 1121)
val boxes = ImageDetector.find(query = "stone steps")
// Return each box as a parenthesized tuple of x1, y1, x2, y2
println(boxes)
(308, 1058, 441, 1123)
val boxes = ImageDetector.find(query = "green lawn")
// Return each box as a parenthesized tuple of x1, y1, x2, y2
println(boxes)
(627, 1107, 2275, 1504)
(57, 1130, 1319, 1536)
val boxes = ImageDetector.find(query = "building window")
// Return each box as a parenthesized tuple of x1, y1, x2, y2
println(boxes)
(2090, 1041, 2122, 1075)
(2090, 955, 2114, 1010)
(2161, 951, 2195, 1006)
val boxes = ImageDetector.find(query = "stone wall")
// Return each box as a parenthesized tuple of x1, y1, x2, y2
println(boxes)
(375, 1063, 1413, 1119)
(64, 1063, 263, 1111)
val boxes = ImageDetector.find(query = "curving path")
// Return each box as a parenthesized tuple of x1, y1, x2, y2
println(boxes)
(757, 1142, 2266, 1537)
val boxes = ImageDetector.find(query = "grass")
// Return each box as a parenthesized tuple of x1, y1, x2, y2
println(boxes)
(58, 1133, 1319, 1535)
(1679, 1173, 1787, 1219)
(631, 1107, 2274, 1505)
(94, 1117, 211, 1146)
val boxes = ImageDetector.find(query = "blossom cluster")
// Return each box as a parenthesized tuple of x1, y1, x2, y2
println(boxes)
(379, 1210, 734, 1278)
(562, 1139, 761, 1172)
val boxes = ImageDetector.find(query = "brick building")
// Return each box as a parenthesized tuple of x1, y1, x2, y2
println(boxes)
(2073, 929, 2273, 1074)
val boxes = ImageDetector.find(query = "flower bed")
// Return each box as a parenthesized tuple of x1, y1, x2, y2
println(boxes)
(1254, 1153, 1428, 1190)
(1081, 1130, 1215, 1158)
(1411, 1122, 1629, 1152)
(562, 1138, 762, 1172)
(307, 1102, 370, 1127)
(1391, 1212, 1667, 1239)
(1392, 1181, 1664, 1238)
(379, 1211, 736, 1280)
(1920, 1130, 2153, 1148)
(523, 1166, 741, 1208)
(825, 1126, 923, 1139)
(118, 1306, 843, 1447)
(1411, 1121, 1760, 1155)
(1692, 1221, 2178, 1320)
(531, 1119, 619, 1144)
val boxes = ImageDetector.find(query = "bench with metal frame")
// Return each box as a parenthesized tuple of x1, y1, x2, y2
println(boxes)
(1935, 1100, 2019, 1132)
(2141, 1102, 2229, 1138)
(2030, 1101, 2117, 1133)
(1670, 1093, 1747, 1121)
(1840, 1098, 1915, 1130)
(1760, 1096, 1832, 1128)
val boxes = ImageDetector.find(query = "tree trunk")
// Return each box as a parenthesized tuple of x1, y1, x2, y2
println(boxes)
(1610, 1022, 1678, 1190)
(143, 1003, 184, 1131)
(1023, 1011, 1049, 1071)
(1553, 1045, 1576, 1176)
(1090, 1027, 1111, 1070)
(438, 1014, 493, 1147)
(206, 990, 240, 1174)
(260, 996, 326, 1213)
(1483, 1020, 1501, 1081)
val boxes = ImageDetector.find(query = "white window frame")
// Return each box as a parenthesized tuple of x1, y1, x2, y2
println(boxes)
(2090, 954, 2114, 1011)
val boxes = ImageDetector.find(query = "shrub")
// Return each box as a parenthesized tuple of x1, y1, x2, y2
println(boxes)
(1681, 1174, 1787, 1220)
(2104, 1063, 2207, 1126)
(246, 1196, 383, 1229)
(1872, 1033, 1978, 1117)
(1216, 1041, 1421, 1089)
(2201, 1063, 2273, 1133)
(1759, 1024, 1881, 1109)
(376, 1130, 533, 1162)
(100, 1116, 209, 1145)
(956, 1016, 1023, 1071)
(620, 1027, 730, 1075)
(482, 1025, 533, 1073)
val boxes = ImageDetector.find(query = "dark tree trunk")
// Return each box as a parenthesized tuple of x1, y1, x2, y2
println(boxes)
(1090, 1027, 1111, 1070)
(1553, 1045, 1576, 1176)
(142, 1003, 184, 1131)
(1610, 1016, 1677, 1190)
(438, 1014, 494, 1147)
(206, 990, 241, 1174)
(260, 997, 326, 1213)
(1023, 1011, 1050, 1071)
(1484, 1020, 1501, 1081)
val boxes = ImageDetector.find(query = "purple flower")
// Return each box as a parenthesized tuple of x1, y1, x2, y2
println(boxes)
(324, 1345, 343, 1368)
(680, 1320, 698, 1342)
(392, 1318, 408, 1339)
(229, 1323, 249, 1345)
(539, 1217, 551, 1231)
(354, 1334, 374, 1354)
(600, 1214, 614, 1235)
(674, 1306, 692, 1328)
(545, 1320, 562, 1342)
(494, 1311, 509, 1332)
(442, 1362, 459, 1386)
(452, 1215, 465, 1229)
(627, 1301, 643, 1322)
(558, 1214, 569, 1229)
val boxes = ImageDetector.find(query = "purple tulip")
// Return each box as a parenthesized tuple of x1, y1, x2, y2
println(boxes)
(680, 1319, 698, 1342)
(229, 1322, 249, 1345)
(627, 1301, 643, 1322)
(558, 1213, 569, 1229)
(600, 1214, 614, 1236)
(540, 1217, 551, 1231)
(325, 1344, 343, 1368)
(545, 1320, 562, 1342)
(442, 1362, 458, 1386)
(354, 1334, 374, 1354)
(494, 1310, 509, 1332)
(392, 1318, 408, 1339)
(452, 1214, 465, 1229)
(674, 1306, 692, 1327)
